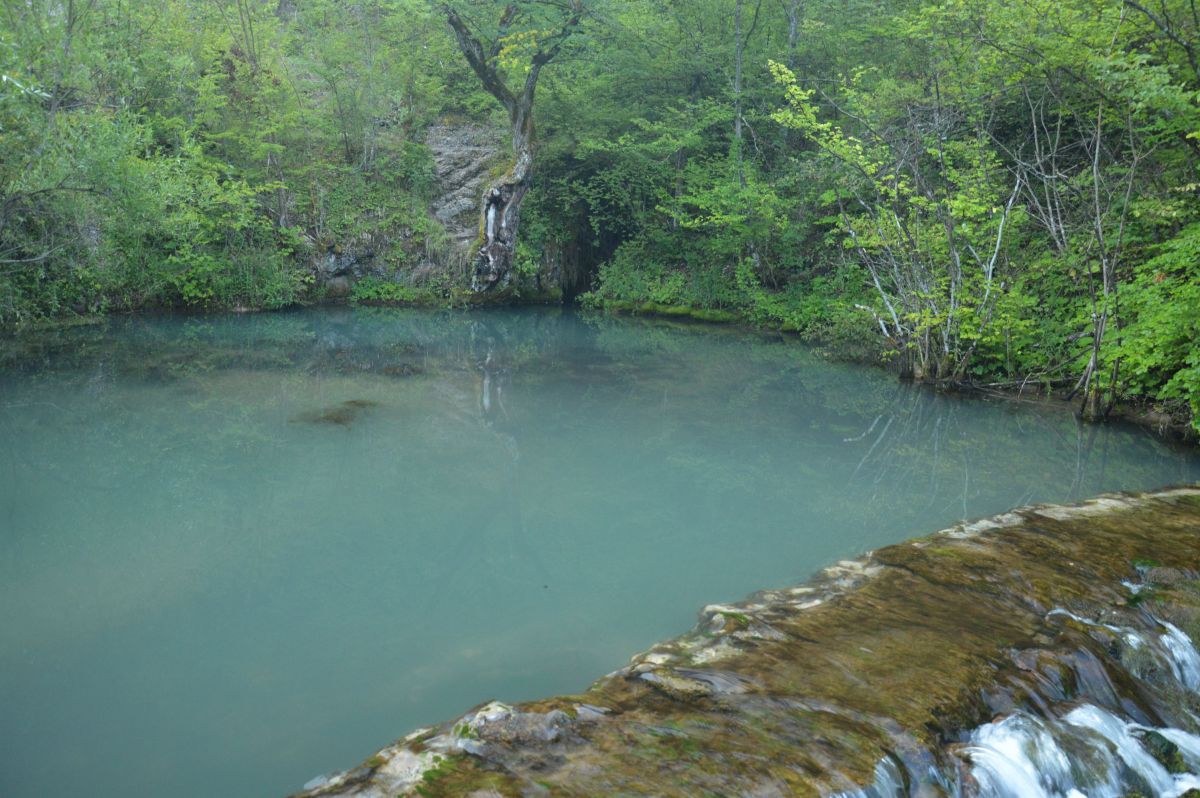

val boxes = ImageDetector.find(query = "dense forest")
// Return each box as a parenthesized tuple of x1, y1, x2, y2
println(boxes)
(2, 0, 1198, 430)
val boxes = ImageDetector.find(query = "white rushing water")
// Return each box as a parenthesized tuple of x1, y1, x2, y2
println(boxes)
(966, 714, 1096, 798)
(831, 757, 907, 798)
(1162, 622, 1200, 691)
(960, 617, 1200, 798)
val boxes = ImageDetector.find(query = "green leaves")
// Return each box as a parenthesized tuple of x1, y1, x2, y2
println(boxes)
(0, 0, 1197, 431)
(1113, 223, 1200, 429)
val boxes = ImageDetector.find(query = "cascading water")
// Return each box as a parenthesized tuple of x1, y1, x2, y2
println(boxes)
(952, 608, 1200, 798)
(841, 602, 1200, 798)
(831, 758, 908, 798)
(964, 713, 1093, 798)
(1162, 623, 1200, 691)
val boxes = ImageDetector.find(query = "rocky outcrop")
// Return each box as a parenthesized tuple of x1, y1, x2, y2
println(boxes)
(290, 487, 1200, 797)
(305, 122, 574, 301)
(423, 122, 566, 301)
(313, 237, 387, 285)
(427, 124, 506, 262)
(306, 124, 506, 294)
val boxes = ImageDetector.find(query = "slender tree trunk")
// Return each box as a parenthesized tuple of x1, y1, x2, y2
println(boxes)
(734, 0, 744, 186)
(733, 0, 763, 274)
(785, 0, 803, 69)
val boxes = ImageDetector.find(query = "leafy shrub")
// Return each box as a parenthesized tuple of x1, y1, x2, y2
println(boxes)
(1113, 223, 1200, 429)
(350, 276, 424, 304)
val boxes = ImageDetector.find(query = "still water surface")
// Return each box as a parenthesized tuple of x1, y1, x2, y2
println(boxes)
(2, 307, 1198, 798)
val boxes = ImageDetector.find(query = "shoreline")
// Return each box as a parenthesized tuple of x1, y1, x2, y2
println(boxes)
(5, 300, 1195, 447)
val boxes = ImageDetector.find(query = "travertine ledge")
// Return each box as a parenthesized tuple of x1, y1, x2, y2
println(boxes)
(291, 487, 1200, 798)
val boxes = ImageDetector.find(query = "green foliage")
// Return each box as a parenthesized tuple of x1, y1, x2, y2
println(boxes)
(350, 276, 424, 304)
(1, 0, 1198, 430)
(529, 0, 1199, 429)
(736, 261, 876, 357)
(0, 0, 456, 328)
(584, 238, 742, 311)
(1114, 223, 1200, 427)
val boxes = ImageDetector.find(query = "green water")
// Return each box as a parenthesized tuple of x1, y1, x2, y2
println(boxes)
(1, 307, 1196, 798)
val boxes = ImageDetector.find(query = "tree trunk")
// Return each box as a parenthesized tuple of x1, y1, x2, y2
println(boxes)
(785, 0, 803, 69)
(444, 5, 580, 291)
(734, 0, 743, 184)
(476, 98, 535, 290)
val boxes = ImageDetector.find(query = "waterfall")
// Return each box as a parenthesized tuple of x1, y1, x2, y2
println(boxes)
(954, 614, 1200, 798)
(1063, 705, 1177, 796)
(830, 758, 906, 798)
(1162, 622, 1200, 690)
(1157, 727, 1200, 770)
(965, 714, 1095, 798)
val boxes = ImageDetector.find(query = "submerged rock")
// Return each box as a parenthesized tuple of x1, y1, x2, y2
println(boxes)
(290, 487, 1200, 797)
(289, 399, 380, 428)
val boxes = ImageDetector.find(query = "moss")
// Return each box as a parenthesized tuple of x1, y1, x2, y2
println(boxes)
(1138, 730, 1189, 774)
(412, 755, 454, 797)
(411, 755, 520, 798)
(1126, 588, 1154, 607)
(1120, 642, 1162, 680)
(457, 284, 562, 307)
(601, 300, 741, 324)
(451, 721, 479, 740)
(717, 610, 751, 628)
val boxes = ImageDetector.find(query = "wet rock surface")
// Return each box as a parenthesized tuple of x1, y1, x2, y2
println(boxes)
(290, 487, 1200, 797)
(303, 123, 505, 292)
(426, 124, 506, 258)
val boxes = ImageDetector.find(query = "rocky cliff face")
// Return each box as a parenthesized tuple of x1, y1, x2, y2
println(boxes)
(307, 123, 507, 295)
(291, 487, 1200, 798)
(424, 123, 565, 300)
(311, 234, 389, 298)
(426, 124, 506, 266)
(310, 122, 570, 300)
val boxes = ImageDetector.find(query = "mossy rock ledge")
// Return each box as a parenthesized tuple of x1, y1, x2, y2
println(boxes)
(292, 487, 1200, 797)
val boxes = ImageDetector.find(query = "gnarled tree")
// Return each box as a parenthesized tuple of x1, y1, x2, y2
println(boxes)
(441, 1, 583, 290)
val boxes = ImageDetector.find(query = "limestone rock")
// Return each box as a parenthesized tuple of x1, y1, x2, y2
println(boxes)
(426, 124, 506, 262)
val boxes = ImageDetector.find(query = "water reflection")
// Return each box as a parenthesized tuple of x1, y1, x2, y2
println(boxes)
(0, 307, 1196, 798)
